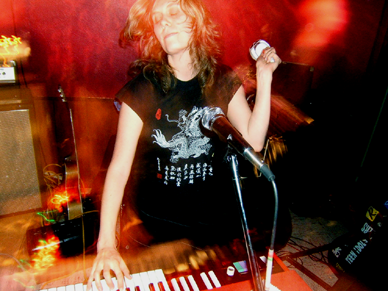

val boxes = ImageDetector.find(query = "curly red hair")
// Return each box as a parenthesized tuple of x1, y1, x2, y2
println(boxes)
(120, 0, 222, 92)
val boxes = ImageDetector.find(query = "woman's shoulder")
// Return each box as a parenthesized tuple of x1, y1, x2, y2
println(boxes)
(114, 70, 162, 117)
(212, 64, 241, 89)
(117, 70, 164, 106)
(214, 64, 239, 81)
(117, 73, 152, 95)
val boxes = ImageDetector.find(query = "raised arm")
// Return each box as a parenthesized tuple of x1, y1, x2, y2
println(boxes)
(87, 103, 143, 291)
(227, 47, 281, 152)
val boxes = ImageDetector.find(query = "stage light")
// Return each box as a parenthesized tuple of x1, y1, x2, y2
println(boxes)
(298, 0, 348, 47)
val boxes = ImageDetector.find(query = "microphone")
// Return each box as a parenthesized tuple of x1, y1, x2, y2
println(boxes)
(249, 39, 275, 63)
(202, 107, 275, 181)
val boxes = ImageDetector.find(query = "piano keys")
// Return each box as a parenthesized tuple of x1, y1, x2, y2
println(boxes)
(37, 238, 285, 291)
(39, 267, 237, 291)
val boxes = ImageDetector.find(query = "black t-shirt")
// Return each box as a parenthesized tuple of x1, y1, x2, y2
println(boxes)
(116, 64, 242, 239)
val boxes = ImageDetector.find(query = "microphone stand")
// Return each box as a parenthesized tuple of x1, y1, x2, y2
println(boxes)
(201, 107, 279, 290)
(227, 151, 265, 291)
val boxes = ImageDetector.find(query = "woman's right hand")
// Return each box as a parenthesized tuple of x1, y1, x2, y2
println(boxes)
(86, 247, 131, 291)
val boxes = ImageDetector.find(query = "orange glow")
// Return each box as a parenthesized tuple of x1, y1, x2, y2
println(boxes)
(0, 35, 22, 66)
(32, 235, 60, 271)
(48, 187, 80, 213)
(48, 189, 70, 213)
(293, 0, 348, 57)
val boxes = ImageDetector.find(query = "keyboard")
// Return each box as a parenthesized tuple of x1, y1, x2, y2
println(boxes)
(39, 268, 254, 291)
(38, 238, 283, 291)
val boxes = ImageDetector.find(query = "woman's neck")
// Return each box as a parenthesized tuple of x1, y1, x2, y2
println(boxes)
(168, 50, 197, 81)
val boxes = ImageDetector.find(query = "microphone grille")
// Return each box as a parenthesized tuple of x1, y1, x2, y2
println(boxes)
(201, 106, 224, 130)
(249, 39, 270, 61)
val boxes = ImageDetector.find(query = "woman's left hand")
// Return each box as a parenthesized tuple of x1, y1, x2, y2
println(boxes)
(256, 47, 281, 74)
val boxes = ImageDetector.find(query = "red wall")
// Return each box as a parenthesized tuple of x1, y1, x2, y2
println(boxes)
(1, 0, 385, 99)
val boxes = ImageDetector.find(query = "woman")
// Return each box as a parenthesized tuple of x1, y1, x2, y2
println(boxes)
(87, 0, 281, 290)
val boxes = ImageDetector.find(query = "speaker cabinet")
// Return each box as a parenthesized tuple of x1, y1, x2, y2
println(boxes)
(0, 87, 45, 216)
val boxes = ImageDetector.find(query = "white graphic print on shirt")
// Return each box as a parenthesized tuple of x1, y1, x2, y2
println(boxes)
(152, 106, 212, 163)
(152, 107, 214, 186)
(162, 162, 213, 186)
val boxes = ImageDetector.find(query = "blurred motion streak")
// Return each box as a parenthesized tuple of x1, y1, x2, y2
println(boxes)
(48, 187, 81, 214)
(0, 35, 30, 65)
(49, 191, 69, 212)
(31, 235, 60, 271)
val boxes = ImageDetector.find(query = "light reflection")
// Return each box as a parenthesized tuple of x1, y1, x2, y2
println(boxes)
(0, 35, 30, 65)
(31, 236, 60, 271)
(292, 0, 348, 60)
(47, 187, 80, 214)
(49, 191, 70, 212)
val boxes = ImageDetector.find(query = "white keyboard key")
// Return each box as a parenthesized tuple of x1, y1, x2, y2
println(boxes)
(155, 269, 170, 291)
(57, 287, 66, 291)
(171, 278, 181, 291)
(178, 277, 190, 291)
(100, 279, 110, 291)
(133, 273, 146, 291)
(147, 271, 160, 291)
(208, 271, 221, 288)
(200, 272, 213, 289)
(140, 272, 151, 291)
(91, 281, 98, 291)
(125, 276, 135, 291)
(112, 278, 119, 290)
(74, 283, 84, 291)
(92, 280, 111, 291)
(187, 275, 199, 291)
(66, 285, 75, 291)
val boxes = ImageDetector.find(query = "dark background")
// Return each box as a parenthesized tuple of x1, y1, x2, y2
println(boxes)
(1, 0, 387, 219)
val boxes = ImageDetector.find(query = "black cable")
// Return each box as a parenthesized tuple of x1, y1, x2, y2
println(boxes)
(263, 178, 278, 290)
(288, 237, 330, 265)
(278, 236, 331, 269)
(268, 179, 278, 252)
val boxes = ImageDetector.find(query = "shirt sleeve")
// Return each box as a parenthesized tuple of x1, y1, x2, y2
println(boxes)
(114, 74, 155, 121)
(220, 64, 243, 104)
